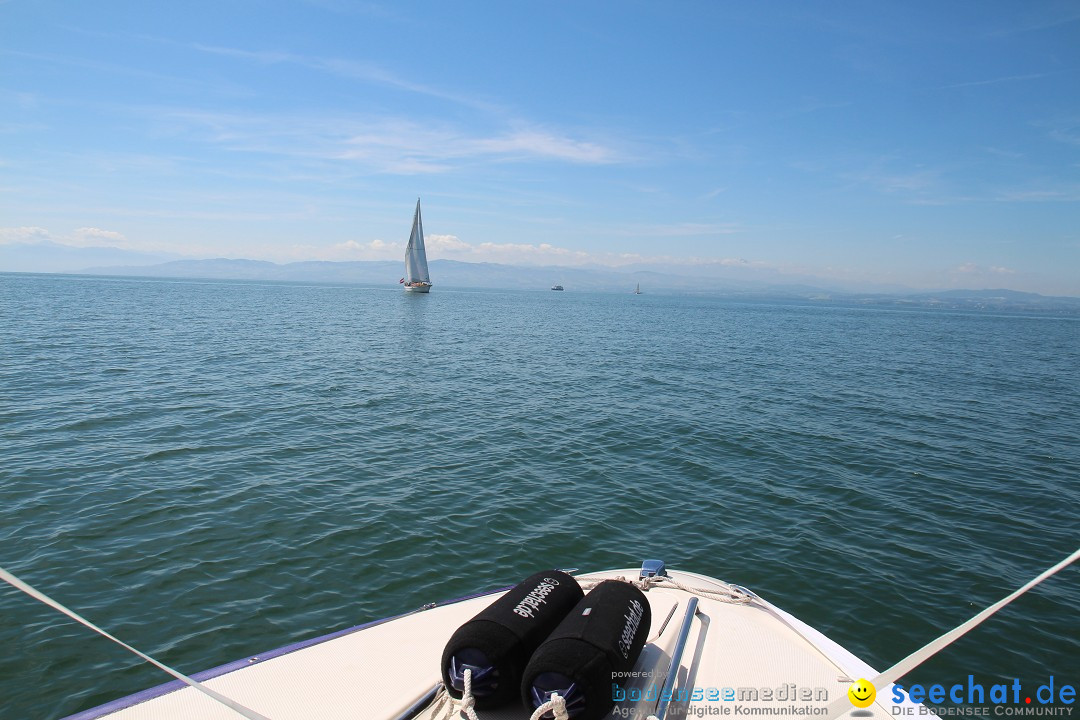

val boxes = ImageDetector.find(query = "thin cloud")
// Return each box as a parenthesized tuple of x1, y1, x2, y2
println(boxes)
(839, 157, 968, 204)
(953, 262, 1016, 277)
(986, 8, 1080, 37)
(297, 232, 766, 269)
(470, 131, 616, 164)
(190, 43, 501, 112)
(72, 227, 127, 245)
(182, 43, 626, 164)
(380, 158, 453, 175)
(1041, 117, 1080, 147)
(860, 169, 940, 194)
(613, 222, 741, 237)
(299, 0, 399, 19)
(982, 146, 1025, 159)
(995, 186, 1080, 202)
(283, 238, 403, 261)
(150, 108, 622, 172)
(283, 235, 591, 264)
(697, 257, 761, 267)
(342, 123, 621, 167)
(0, 226, 134, 249)
(426, 234, 471, 252)
(937, 73, 1048, 90)
(191, 45, 294, 64)
(1048, 128, 1080, 146)
(0, 226, 51, 245)
(3, 49, 235, 96)
(420, 235, 589, 264)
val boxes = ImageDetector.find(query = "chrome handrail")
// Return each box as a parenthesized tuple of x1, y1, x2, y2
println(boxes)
(652, 595, 699, 720)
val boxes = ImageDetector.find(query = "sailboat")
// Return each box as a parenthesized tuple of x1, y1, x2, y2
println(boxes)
(402, 198, 432, 293)
(634, 283, 641, 294)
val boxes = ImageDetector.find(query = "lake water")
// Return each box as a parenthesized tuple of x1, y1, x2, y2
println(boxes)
(1, 273, 1077, 719)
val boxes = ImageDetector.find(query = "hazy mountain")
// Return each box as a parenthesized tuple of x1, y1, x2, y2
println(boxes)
(0, 242, 178, 273)
(12, 254, 1074, 314)
(76, 256, 830, 296)
(850, 288, 1080, 313)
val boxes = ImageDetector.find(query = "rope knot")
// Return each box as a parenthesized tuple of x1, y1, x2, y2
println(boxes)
(528, 691, 570, 720)
(551, 692, 569, 720)
(455, 668, 479, 720)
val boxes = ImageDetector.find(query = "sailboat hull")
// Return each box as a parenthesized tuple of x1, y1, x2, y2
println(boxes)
(404, 283, 431, 293)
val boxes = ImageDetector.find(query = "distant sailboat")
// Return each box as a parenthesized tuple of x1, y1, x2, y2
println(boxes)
(402, 198, 431, 293)
(634, 283, 641, 294)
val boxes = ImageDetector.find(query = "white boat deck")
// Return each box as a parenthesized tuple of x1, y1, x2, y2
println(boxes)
(70, 568, 920, 719)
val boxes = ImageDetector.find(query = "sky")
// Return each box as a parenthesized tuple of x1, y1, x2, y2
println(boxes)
(2, 1, 1079, 295)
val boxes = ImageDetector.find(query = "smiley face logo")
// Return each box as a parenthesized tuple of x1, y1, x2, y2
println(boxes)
(848, 678, 876, 708)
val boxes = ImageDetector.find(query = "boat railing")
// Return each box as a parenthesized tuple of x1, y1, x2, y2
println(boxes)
(650, 596, 699, 720)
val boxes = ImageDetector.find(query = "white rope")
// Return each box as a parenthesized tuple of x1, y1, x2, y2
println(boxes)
(429, 669, 480, 720)
(0, 566, 273, 720)
(426, 687, 452, 718)
(821, 546, 1080, 720)
(643, 574, 754, 604)
(459, 668, 480, 720)
(577, 573, 754, 604)
(427, 680, 568, 720)
(529, 692, 570, 720)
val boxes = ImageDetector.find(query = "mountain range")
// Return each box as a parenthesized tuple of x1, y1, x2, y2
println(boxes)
(3, 242, 1079, 314)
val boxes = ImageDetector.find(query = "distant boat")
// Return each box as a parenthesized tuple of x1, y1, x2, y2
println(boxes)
(634, 283, 641, 294)
(551, 284, 564, 291)
(402, 198, 431, 293)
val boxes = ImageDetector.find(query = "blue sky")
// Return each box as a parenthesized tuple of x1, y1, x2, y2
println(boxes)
(3, 1, 1079, 294)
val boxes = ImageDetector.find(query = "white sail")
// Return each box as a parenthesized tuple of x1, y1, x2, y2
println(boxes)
(404, 198, 430, 285)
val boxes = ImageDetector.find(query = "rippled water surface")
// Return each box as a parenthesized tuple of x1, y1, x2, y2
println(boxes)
(1, 273, 1077, 719)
